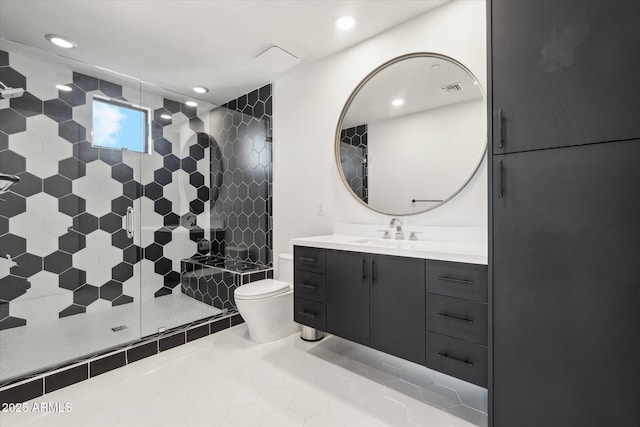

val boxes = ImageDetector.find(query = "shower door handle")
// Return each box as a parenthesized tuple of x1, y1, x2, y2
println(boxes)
(126, 206, 134, 238)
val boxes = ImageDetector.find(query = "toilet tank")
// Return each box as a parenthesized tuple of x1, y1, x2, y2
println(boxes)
(278, 253, 293, 284)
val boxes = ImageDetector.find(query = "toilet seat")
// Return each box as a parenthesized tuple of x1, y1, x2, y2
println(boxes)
(235, 279, 290, 300)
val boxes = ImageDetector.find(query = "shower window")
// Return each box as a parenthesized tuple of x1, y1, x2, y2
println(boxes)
(91, 95, 151, 153)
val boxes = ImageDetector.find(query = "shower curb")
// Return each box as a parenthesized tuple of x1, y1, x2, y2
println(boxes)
(0, 312, 244, 405)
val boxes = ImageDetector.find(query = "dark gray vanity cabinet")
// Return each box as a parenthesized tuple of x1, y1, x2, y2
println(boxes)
(425, 260, 488, 387)
(490, 1, 640, 425)
(491, 0, 640, 154)
(325, 249, 426, 365)
(325, 249, 369, 346)
(293, 247, 327, 331)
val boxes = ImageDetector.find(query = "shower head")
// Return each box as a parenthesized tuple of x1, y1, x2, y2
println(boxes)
(0, 81, 25, 99)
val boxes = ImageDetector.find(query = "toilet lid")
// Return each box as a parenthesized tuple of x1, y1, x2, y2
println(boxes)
(234, 279, 290, 300)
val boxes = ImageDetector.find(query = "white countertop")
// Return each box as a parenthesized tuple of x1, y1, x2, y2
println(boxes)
(291, 234, 487, 265)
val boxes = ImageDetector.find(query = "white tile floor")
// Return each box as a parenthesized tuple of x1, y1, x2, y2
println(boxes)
(0, 325, 488, 427)
(0, 293, 221, 382)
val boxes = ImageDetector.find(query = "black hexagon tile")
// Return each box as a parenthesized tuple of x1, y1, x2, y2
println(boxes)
(58, 157, 86, 180)
(0, 234, 26, 258)
(72, 140, 98, 163)
(10, 92, 42, 117)
(59, 268, 87, 291)
(58, 84, 86, 107)
(59, 120, 86, 143)
(59, 194, 86, 217)
(10, 253, 42, 278)
(59, 231, 86, 254)
(44, 250, 72, 274)
(43, 175, 72, 198)
(43, 99, 72, 123)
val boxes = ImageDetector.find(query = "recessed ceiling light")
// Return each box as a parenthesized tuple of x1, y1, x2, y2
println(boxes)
(192, 86, 209, 94)
(391, 99, 404, 107)
(45, 34, 77, 49)
(185, 101, 198, 107)
(335, 16, 356, 30)
(473, 81, 479, 85)
(56, 84, 72, 92)
(160, 114, 172, 120)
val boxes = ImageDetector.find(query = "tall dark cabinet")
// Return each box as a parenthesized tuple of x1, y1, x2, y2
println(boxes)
(489, 1, 640, 426)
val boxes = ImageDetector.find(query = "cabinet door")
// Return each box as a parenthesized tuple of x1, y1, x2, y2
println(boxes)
(492, 141, 640, 426)
(370, 255, 425, 365)
(491, 0, 640, 154)
(326, 250, 369, 346)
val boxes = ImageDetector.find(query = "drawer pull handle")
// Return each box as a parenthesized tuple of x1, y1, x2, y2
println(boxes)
(298, 311, 317, 319)
(437, 313, 473, 324)
(438, 276, 473, 285)
(299, 283, 317, 289)
(299, 257, 316, 262)
(438, 352, 473, 367)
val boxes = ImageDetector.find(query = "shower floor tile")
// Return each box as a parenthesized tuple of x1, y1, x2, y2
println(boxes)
(0, 325, 487, 427)
(0, 293, 220, 382)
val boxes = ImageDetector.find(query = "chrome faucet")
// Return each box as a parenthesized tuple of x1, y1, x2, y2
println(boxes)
(389, 218, 404, 240)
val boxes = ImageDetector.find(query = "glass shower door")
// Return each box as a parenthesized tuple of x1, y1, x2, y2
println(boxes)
(0, 41, 144, 383)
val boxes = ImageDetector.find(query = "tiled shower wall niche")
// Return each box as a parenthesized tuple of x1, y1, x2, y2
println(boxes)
(0, 47, 211, 329)
(209, 85, 272, 266)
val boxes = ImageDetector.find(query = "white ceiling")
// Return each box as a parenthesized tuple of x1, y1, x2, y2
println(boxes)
(0, 0, 449, 106)
(343, 55, 483, 128)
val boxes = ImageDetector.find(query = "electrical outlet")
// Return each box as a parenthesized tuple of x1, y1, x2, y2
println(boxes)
(316, 201, 324, 216)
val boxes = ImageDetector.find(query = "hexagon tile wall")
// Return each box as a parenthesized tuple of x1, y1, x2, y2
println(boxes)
(0, 47, 218, 329)
(340, 124, 368, 203)
(209, 84, 272, 267)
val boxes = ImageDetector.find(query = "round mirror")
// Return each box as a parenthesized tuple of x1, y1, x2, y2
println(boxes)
(335, 53, 486, 215)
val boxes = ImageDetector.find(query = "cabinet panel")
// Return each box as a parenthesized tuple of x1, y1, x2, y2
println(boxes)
(370, 255, 425, 365)
(294, 246, 326, 274)
(425, 331, 487, 387)
(492, 141, 640, 425)
(294, 297, 326, 331)
(492, 0, 640, 153)
(426, 294, 487, 345)
(326, 250, 369, 346)
(294, 270, 326, 303)
(426, 260, 487, 302)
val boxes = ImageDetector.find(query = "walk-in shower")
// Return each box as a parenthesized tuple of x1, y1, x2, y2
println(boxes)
(0, 39, 273, 388)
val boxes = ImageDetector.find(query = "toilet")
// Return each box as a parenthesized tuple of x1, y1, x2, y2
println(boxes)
(234, 253, 300, 343)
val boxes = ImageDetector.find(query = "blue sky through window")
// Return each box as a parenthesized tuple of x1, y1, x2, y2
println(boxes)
(92, 98, 148, 152)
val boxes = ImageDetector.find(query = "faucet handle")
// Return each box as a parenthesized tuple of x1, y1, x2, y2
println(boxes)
(408, 231, 423, 241)
(377, 229, 391, 239)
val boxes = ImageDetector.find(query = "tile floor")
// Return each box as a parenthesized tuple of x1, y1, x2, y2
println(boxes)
(0, 324, 488, 427)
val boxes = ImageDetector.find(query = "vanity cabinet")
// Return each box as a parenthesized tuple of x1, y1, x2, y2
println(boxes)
(425, 260, 488, 387)
(294, 246, 488, 380)
(325, 249, 426, 365)
(293, 247, 327, 331)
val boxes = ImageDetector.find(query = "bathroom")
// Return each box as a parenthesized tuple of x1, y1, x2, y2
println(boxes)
(2, 0, 638, 426)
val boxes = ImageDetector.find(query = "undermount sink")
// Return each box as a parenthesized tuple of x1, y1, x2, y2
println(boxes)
(349, 238, 426, 249)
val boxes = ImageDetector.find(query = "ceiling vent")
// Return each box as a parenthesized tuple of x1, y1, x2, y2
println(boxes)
(440, 82, 462, 93)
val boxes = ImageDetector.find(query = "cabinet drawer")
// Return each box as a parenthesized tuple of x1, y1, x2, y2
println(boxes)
(294, 246, 326, 274)
(426, 294, 487, 345)
(294, 270, 326, 303)
(426, 260, 487, 302)
(294, 297, 326, 330)
(425, 331, 487, 387)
